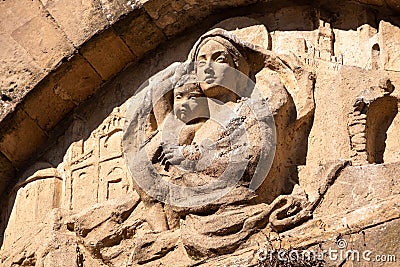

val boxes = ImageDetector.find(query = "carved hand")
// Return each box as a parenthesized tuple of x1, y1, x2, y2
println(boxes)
(159, 144, 185, 168)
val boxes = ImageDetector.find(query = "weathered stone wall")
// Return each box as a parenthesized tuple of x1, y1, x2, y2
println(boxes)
(1, 0, 400, 266)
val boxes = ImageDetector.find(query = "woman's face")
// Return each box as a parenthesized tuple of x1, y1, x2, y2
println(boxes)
(196, 40, 237, 95)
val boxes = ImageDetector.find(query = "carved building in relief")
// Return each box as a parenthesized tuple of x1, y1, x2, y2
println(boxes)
(64, 108, 131, 211)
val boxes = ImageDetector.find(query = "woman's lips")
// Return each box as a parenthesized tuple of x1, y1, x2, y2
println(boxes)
(205, 76, 215, 83)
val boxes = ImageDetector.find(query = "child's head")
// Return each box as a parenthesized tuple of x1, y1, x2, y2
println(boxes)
(173, 77, 209, 124)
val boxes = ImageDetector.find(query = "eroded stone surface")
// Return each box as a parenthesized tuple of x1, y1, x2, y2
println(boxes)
(80, 28, 136, 80)
(2, 1, 400, 266)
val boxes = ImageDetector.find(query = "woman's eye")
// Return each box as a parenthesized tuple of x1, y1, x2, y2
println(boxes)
(175, 95, 182, 100)
(216, 56, 227, 63)
(197, 60, 206, 67)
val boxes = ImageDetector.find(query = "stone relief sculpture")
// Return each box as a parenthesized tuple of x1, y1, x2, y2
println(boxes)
(120, 27, 338, 262)
(3, 8, 400, 266)
(0, 25, 325, 266)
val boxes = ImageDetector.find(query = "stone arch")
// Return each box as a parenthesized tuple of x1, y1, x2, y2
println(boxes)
(348, 80, 396, 165)
(366, 96, 398, 163)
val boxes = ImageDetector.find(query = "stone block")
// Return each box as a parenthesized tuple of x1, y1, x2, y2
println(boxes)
(351, 133, 367, 144)
(0, 0, 44, 34)
(353, 143, 367, 151)
(99, 0, 141, 24)
(213, 17, 271, 50)
(315, 163, 400, 216)
(22, 78, 76, 131)
(349, 123, 366, 135)
(144, 0, 238, 37)
(0, 110, 47, 167)
(0, 33, 43, 121)
(379, 20, 400, 71)
(143, 0, 187, 36)
(80, 29, 135, 80)
(52, 55, 102, 103)
(11, 15, 74, 69)
(141, 0, 170, 20)
(156, 5, 214, 37)
(114, 11, 166, 57)
(42, 0, 109, 46)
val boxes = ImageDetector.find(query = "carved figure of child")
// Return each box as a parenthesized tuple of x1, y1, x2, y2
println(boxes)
(159, 81, 219, 175)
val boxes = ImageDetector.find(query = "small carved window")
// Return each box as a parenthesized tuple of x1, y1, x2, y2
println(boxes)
(371, 44, 380, 70)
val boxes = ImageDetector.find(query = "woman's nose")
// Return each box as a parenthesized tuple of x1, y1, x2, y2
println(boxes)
(204, 60, 214, 74)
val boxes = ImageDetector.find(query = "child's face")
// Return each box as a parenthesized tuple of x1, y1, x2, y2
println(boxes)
(174, 84, 209, 123)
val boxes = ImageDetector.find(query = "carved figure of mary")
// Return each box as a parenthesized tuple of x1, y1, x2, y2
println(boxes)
(123, 27, 315, 257)
(124, 28, 282, 209)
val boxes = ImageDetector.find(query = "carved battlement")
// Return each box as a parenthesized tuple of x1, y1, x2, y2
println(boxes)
(64, 108, 131, 211)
